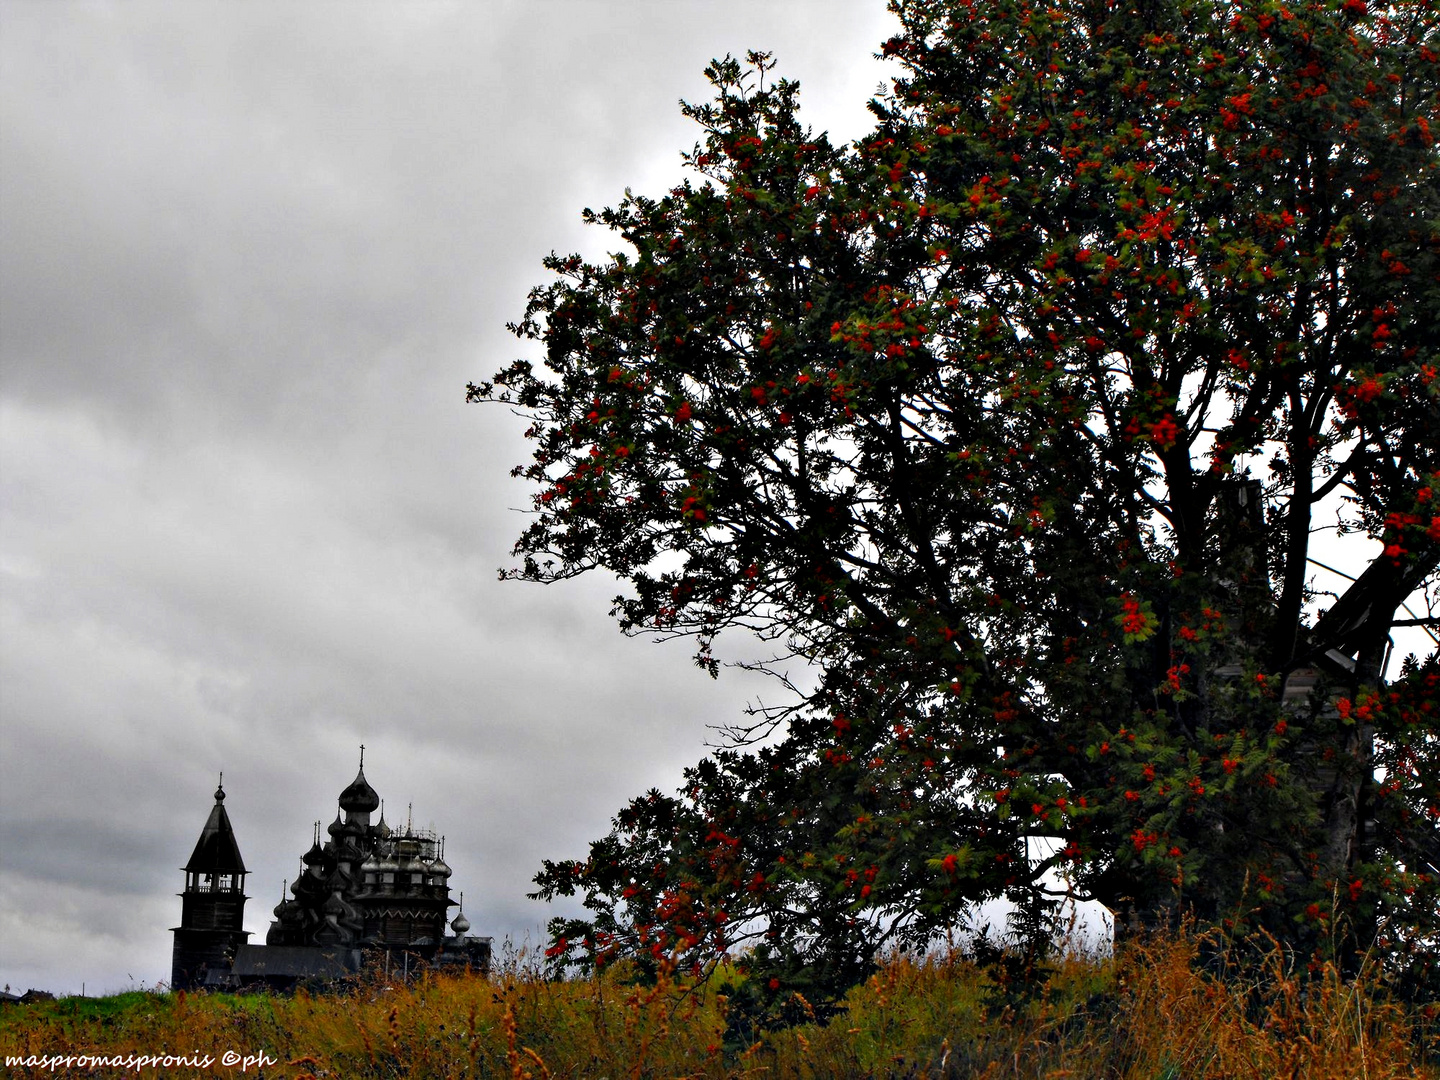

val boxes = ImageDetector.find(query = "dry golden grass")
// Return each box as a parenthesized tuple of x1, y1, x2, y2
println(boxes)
(2, 928, 1433, 1078)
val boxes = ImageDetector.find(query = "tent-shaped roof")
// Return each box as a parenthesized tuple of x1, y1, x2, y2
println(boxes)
(184, 782, 247, 874)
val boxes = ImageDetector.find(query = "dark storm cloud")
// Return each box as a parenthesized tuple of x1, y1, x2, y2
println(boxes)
(0, 1, 897, 993)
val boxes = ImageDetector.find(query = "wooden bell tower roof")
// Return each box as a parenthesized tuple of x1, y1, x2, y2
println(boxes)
(183, 778, 247, 874)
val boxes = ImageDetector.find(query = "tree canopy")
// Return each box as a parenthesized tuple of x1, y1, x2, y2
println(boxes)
(472, 0, 1440, 1020)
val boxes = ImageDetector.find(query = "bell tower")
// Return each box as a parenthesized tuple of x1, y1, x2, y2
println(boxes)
(170, 778, 251, 989)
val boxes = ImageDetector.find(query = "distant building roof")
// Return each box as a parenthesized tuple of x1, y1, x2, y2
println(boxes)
(184, 782, 247, 874)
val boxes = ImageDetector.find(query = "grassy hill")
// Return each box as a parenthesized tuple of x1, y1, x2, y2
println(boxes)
(2, 927, 1434, 1078)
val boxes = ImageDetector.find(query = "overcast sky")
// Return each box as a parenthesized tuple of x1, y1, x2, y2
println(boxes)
(0, 0, 900, 995)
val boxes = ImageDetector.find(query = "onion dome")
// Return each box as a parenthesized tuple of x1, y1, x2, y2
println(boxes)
(450, 910, 470, 936)
(326, 811, 345, 839)
(430, 856, 452, 878)
(339, 765, 380, 814)
(323, 863, 351, 892)
(361, 846, 397, 869)
(335, 836, 364, 865)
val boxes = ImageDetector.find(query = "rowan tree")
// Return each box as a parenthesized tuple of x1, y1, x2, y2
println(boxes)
(472, 0, 1440, 1019)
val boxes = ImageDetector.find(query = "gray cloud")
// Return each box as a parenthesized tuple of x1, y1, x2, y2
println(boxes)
(0, 0, 897, 994)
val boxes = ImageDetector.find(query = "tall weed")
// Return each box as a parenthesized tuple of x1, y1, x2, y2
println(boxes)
(1, 926, 1431, 1078)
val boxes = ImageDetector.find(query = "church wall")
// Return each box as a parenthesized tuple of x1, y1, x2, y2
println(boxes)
(170, 927, 250, 991)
